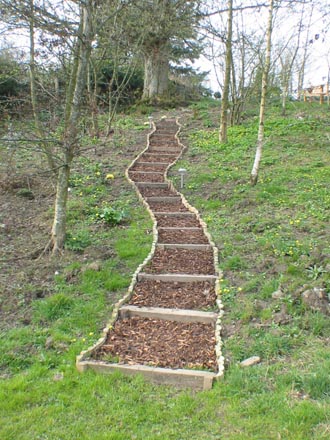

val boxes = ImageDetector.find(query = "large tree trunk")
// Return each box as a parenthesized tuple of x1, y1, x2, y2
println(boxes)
(51, 1, 92, 253)
(219, 0, 233, 143)
(250, 0, 274, 186)
(51, 160, 71, 253)
(142, 45, 169, 99)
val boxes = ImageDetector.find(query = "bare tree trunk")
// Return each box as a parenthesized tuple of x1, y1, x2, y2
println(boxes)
(219, 0, 233, 143)
(297, 4, 314, 101)
(87, 61, 99, 138)
(51, 1, 93, 253)
(251, 0, 274, 186)
(29, 0, 56, 175)
(281, 5, 305, 115)
(142, 45, 169, 99)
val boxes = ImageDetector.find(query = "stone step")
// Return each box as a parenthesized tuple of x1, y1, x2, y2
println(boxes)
(119, 305, 218, 324)
(138, 273, 218, 282)
(77, 361, 215, 391)
(157, 243, 212, 251)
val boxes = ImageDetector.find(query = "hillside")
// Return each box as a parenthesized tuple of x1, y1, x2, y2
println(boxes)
(1, 100, 329, 439)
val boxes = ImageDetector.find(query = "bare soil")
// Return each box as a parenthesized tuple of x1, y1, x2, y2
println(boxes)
(93, 317, 217, 371)
(129, 279, 216, 310)
(0, 124, 150, 330)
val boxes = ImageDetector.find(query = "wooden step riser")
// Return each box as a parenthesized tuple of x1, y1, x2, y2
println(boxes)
(153, 212, 195, 217)
(119, 305, 218, 324)
(77, 362, 215, 391)
(158, 227, 201, 231)
(138, 273, 218, 282)
(129, 171, 164, 175)
(148, 148, 181, 153)
(157, 243, 211, 251)
(136, 182, 169, 188)
(135, 162, 170, 166)
(146, 196, 181, 203)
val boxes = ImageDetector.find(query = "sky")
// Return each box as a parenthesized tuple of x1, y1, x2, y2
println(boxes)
(1, 0, 329, 94)
(196, 1, 330, 93)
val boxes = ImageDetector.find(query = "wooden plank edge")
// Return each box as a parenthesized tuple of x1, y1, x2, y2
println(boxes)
(119, 305, 218, 324)
(138, 273, 218, 282)
(76, 360, 216, 390)
(157, 243, 212, 250)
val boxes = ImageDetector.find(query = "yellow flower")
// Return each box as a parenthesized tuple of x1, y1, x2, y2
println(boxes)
(106, 173, 114, 180)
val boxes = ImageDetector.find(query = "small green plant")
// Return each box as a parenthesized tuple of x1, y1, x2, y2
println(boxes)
(16, 188, 34, 199)
(307, 264, 326, 280)
(95, 205, 129, 226)
(65, 231, 92, 252)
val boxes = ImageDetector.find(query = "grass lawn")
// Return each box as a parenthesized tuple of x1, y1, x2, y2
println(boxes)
(1, 102, 330, 439)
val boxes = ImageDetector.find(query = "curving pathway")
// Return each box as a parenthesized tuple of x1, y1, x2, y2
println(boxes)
(77, 118, 224, 390)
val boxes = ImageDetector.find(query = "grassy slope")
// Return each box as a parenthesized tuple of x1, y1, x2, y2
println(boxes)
(1, 103, 330, 439)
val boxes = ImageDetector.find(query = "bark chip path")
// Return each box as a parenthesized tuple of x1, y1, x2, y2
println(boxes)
(76, 118, 224, 390)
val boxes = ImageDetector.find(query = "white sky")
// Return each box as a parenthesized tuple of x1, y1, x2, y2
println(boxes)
(196, 1, 330, 92)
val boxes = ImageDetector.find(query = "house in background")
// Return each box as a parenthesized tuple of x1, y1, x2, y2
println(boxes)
(303, 83, 330, 103)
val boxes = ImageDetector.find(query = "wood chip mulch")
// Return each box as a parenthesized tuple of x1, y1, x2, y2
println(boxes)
(148, 149, 182, 156)
(144, 248, 216, 275)
(147, 201, 189, 212)
(138, 153, 178, 163)
(131, 163, 168, 172)
(138, 187, 177, 197)
(128, 172, 165, 183)
(91, 120, 219, 375)
(155, 214, 201, 228)
(158, 228, 209, 244)
(94, 317, 217, 371)
(129, 279, 217, 310)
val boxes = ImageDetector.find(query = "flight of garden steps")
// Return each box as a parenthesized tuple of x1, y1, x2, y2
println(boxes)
(76, 118, 224, 390)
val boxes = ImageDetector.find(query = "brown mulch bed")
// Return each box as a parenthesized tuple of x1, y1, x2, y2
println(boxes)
(148, 147, 181, 154)
(155, 214, 201, 228)
(128, 172, 165, 183)
(150, 134, 177, 140)
(138, 187, 177, 197)
(131, 163, 168, 172)
(129, 279, 217, 310)
(93, 317, 217, 371)
(158, 228, 209, 244)
(138, 153, 178, 163)
(147, 201, 189, 212)
(92, 118, 217, 374)
(144, 248, 215, 274)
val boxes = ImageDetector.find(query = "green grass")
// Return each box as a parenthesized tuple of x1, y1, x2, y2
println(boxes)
(1, 101, 330, 439)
